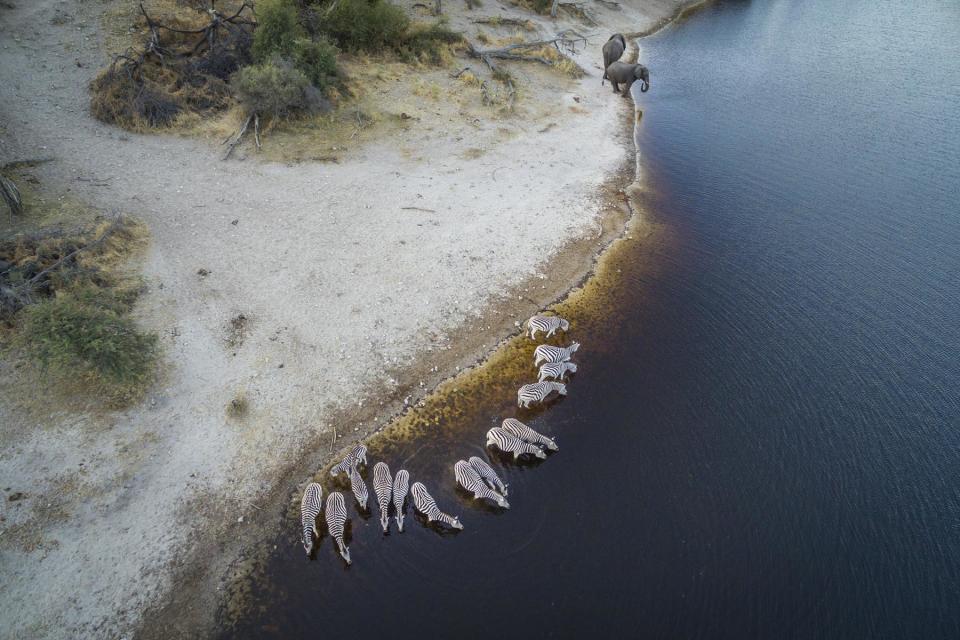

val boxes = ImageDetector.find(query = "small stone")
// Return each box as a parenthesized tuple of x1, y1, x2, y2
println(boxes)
(8, 492, 24, 502)
(237, 516, 244, 523)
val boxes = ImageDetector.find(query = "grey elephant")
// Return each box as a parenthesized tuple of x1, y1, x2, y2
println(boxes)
(601, 34, 626, 84)
(605, 61, 650, 95)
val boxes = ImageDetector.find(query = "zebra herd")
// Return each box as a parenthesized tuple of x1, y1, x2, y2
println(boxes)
(300, 311, 578, 565)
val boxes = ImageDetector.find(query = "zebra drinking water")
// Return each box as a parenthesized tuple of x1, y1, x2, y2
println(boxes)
(325, 492, 351, 565)
(300, 482, 323, 555)
(502, 418, 559, 451)
(468, 456, 508, 497)
(348, 463, 369, 510)
(538, 360, 578, 383)
(533, 342, 580, 367)
(393, 469, 410, 532)
(373, 462, 393, 533)
(486, 427, 548, 460)
(526, 314, 570, 340)
(411, 482, 463, 530)
(454, 460, 509, 508)
(330, 443, 368, 477)
(517, 381, 567, 408)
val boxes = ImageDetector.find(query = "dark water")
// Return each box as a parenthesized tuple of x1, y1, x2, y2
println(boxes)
(225, 1, 960, 637)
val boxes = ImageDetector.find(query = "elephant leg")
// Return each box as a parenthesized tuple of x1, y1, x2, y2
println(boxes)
(611, 81, 620, 94)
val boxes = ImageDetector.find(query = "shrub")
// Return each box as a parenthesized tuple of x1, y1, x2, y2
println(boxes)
(291, 37, 339, 89)
(396, 22, 463, 63)
(18, 293, 158, 404)
(320, 0, 410, 52)
(251, 0, 304, 62)
(233, 57, 311, 116)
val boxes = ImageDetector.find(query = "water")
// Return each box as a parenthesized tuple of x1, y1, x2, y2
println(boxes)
(224, 1, 960, 637)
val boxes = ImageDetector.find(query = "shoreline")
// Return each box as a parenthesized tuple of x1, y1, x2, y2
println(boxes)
(0, 1, 708, 637)
(171, 6, 709, 636)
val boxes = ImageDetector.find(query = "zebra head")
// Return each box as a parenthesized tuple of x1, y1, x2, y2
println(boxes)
(339, 544, 352, 565)
(568, 341, 580, 354)
(380, 511, 389, 533)
(495, 494, 510, 509)
(565, 362, 578, 375)
(555, 382, 568, 395)
(451, 516, 464, 530)
(560, 319, 570, 331)
(302, 531, 315, 556)
(396, 513, 405, 533)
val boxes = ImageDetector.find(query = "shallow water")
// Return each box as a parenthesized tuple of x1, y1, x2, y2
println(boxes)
(224, 1, 960, 637)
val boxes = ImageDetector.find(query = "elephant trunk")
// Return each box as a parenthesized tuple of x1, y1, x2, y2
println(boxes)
(640, 80, 650, 93)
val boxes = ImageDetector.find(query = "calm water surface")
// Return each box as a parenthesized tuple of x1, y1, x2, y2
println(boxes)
(225, 1, 960, 637)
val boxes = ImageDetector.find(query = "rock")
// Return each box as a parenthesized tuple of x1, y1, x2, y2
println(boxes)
(8, 492, 25, 502)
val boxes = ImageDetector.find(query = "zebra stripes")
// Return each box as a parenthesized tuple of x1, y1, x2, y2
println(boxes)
(455, 460, 509, 508)
(411, 482, 463, 530)
(325, 492, 351, 565)
(300, 482, 323, 555)
(526, 314, 570, 340)
(538, 360, 578, 383)
(469, 456, 508, 497)
(502, 418, 558, 451)
(533, 342, 580, 367)
(393, 469, 410, 532)
(486, 427, 547, 460)
(517, 381, 567, 408)
(330, 443, 368, 477)
(348, 464, 369, 510)
(373, 462, 393, 533)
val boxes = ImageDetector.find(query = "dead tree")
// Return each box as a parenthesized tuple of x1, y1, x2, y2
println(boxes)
(1, 175, 22, 220)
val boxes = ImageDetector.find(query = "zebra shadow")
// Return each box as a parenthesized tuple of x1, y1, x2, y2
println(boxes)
(413, 511, 463, 537)
(485, 444, 549, 468)
(453, 485, 510, 516)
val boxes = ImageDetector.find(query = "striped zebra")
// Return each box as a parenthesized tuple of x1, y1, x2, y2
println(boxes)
(392, 469, 410, 532)
(533, 342, 580, 367)
(517, 381, 567, 408)
(486, 427, 547, 460)
(300, 482, 323, 555)
(502, 418, 559, 451)
(325, 492, 351, 564)
(538, 361, 578, 383)
(348, 464, 369, 510)
(527, 314, 570, 340)
(373, 462, 393, 533)
(468, 456, 508, 497)
(411, 482, 463, 530)
(455, 460, 509, 508)
(330, 443, 368, 477)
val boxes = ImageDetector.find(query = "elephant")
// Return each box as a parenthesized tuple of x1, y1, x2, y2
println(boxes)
(601, 34, 626, 84)
(605, 61, 650, 95)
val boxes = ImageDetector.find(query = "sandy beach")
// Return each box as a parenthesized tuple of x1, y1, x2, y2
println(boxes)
(0, 0, 695, 637)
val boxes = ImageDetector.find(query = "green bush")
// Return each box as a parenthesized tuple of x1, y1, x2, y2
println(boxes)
(233, 57, 311, 116)
(18, 293, 158, 403)
(396, 22, 463, 63)
(251, 0, 304, 62)
(292, 37, 339, 89)
(320, 0, 410, 52)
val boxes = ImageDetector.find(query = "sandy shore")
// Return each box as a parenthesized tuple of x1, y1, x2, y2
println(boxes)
(0, 0, 695, 637)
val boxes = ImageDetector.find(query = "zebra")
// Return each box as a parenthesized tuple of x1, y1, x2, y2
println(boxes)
(538, 361, 578, 383)
(300, 482, 323, 556)
(330, 443, 368, 477)
(393, 469, 410, 532)
(527, 314, 570, 340)
(325, 492, 351, 565)
(348, 463, 369, 510)
(486, 427, 547, 460)
(468, 456, 508, 497)
(517, 381, 567, 408)
(411, 482, 463, 530)
(533, 342, 580, 367)
(502, 418, 559, 451)
(455, 460, 509, 508)
(373, 462, 393, 533)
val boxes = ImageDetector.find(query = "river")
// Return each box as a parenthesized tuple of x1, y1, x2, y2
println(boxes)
(223, 1, 960, 637)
